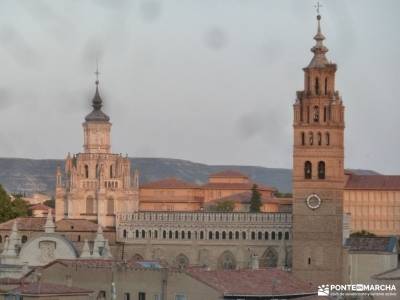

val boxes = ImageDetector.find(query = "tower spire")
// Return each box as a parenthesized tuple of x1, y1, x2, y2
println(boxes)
(85, 61, 110, 122)
(307, 5, 329, 68)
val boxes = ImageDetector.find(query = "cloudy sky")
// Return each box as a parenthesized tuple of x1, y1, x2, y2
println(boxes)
(0, 0, 399, 174)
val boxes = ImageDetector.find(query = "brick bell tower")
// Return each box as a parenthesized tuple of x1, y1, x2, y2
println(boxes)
(292, 13, 345, 285)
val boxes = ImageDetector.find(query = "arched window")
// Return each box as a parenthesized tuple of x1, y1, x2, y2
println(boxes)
(163, 230, 166, 239)
(317, 132, 322, 146)
(222, 231, 226, 240)
(84, 165, 89, 178)
(218, 251, 236, 270)
(307, 75, 311, 92)
(107, 197, 114, 215)
(307, 106, 310, 123)
(215, 231, 220, 240)
(278, 232, 283, 240)
(175, 254, 189, 269)
(200, 231, 204, 240)
(95, 164, 99, 178)
(260, 248, 278, 268)
(123, 230, 127, 238)
(318, 161, 326, 179)
(284, 232, 290, 240)
(271, 232, 276, 240)
(78, 235, 81, 242)
(175, 231, 179, 239)
(301, 132, 305, 145)
(324, 106, 327, 122)
(85, 196, 94, 214)
(228, 231, 233, 240)
(309, 132, 313, 145)
(154, 230, 158, 239)
(141, 230, 146, 239)
(242, 232, 246, 240)
(326, 132, 330, 145)
(21, 235, 28, 243)
(324, 77, 328, 95)
(313, 106, 319, 122)
(109, 165, 113, 178)
(209, 232, 213, 240)
(188, 231, 191, 239)
(251, 232, 256, 240)
(0, 235, 2, 243)
(315, 77, 320, 95)
(264, 231, 269, 240)
(258, 232, 262, 240)
(135, 230, 139, 238)
(235, 231, 239, 240)
(304, 161, 312, 179)
(169, 231, 173, 239)
(181, 231, 185, 239)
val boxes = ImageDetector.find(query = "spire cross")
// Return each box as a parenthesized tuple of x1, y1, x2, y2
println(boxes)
(95, 59, 100, 86)
(314, 2, 323, 15)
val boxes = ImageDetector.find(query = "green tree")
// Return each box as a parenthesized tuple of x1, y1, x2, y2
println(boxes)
(11, 195, 31, 217)
(43, 197, 55, 208)
(0, 184, 13, 222)
(249, 184, 262, 212)
(206, 200, 235, 212)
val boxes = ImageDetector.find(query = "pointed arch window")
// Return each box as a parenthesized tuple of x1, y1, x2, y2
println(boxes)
(84, 165, 89, 178)
(301, 132, 305, 145)
(317, 132, 322, 146)
(324, 77, 328, 95)
(309, 132, 314, 145)
(326, 132, 330, 145)
(109, 165, 113, 178)
(324, 106, 327, 122)
(315, 77, 320, 95)
(304, 161, 312, 179)
(318, 161, 326, 179)
(313, 106, 319, 122)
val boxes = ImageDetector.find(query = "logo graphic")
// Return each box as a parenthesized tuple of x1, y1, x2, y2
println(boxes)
(318, 285, 330, 296)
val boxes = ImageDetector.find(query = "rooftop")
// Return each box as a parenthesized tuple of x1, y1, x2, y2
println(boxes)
(8, 282, 92, 296)
(345, 174, 400, 191)
(345, 236, 398, 253)
(140, 177, 200, 189)
(186, 267, 315, 297)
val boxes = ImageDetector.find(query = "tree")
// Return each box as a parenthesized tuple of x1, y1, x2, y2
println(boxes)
(249, 184, 262, 212)
(206, 200, 235, 212)
(0, 184, 14, 222)
(43, 197, 55, 208)
(0, 184, 31, 223)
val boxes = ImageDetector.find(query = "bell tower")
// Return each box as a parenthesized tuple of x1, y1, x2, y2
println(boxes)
(292, 13, 345, 285)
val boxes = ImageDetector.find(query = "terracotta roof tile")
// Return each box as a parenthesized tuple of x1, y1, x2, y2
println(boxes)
(345, 236, 397, 253)
(0, 217, 113, 232)
(209, 170, 248, 178)
(206, 191, 278, 204)
(30, 204, 52, 212)
(141, 177, 200, 189)
(345, 175, 400, 190)
(10, 282, 92, 295)
(202, 182, 275, 191)
(186, 268, 315, 296)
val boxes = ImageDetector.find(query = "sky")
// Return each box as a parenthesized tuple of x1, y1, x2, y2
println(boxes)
(0, 0, 399, 174)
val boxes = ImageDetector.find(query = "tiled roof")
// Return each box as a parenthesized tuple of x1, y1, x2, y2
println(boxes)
(140, 177, 200, 189)
(30, 204, 52, 211)
(0, 217, 46, 231)
(209, 170, 249, 178)
(202, 182, 275, 191)
(345, 175, 400, 190)
(0, 217, 113, 232)
(9, 282, 92, 296)
(345, 236, 397, 253)
(186, 268, 315, 297)
(39, 259, 165, 271)
(206, 191, 278, 205)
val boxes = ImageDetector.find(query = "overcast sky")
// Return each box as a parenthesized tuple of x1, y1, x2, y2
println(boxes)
(0, 0, 399, 174)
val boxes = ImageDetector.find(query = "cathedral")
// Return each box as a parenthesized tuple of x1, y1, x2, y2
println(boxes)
(1, 11, 399, 291)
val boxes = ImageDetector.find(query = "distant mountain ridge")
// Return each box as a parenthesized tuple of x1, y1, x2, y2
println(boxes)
(0, 157, 379, 196)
